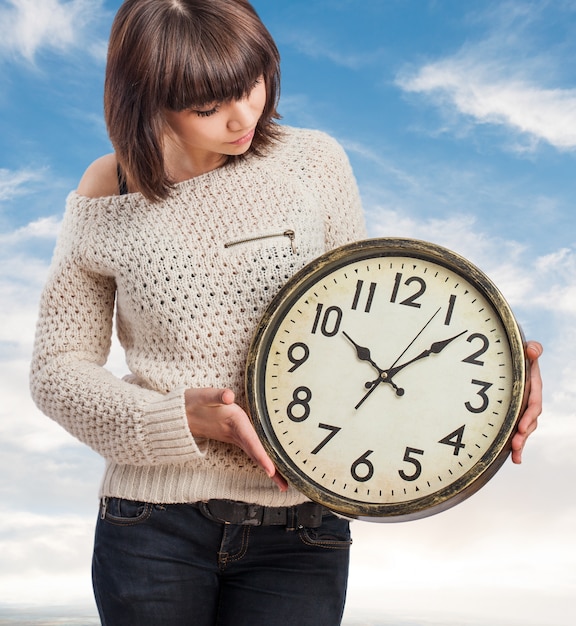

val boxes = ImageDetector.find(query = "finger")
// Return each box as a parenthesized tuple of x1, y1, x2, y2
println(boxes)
(518, 357, 543, 433)
(250, 449, 289, 491)
(510, 438, 525, 464)
(511, 423, 536, 463)
(525, 340, 543, 361)
(233, 417, 289, 491)
(516, 341, 543, 434)
(511, 360, 543, 464)
(269, 469, 289, 491)
(528, 353, 543, 400)
(192, 387, 234, 407)
(220, 388, 236, 405)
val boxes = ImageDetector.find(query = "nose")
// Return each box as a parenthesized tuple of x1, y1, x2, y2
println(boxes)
(227, 99, 255, 132)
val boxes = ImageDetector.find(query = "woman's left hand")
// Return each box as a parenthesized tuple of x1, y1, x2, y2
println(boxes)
(511, 340, 543, 464)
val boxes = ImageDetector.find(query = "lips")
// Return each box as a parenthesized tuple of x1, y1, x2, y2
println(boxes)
(230, 128, 255, 145)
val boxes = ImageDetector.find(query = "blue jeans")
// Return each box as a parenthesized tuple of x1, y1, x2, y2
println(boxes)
(92, 498, 352, 625)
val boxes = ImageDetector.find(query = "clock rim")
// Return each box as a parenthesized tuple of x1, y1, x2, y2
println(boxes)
(246, 237, 528, 522)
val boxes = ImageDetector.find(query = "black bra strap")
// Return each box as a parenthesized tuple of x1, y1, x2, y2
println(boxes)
(116, 163, 128, 195)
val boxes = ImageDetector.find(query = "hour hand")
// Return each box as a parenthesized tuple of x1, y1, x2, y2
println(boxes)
(342, 331, 384, 375)
(387, 330, 467, 379)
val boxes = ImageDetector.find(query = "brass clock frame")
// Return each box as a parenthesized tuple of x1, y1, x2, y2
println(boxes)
(246, 238, 529, 522)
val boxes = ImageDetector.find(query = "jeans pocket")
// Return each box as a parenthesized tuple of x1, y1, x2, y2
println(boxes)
(298, 514, 352, 550)
(101, 497, 154, 526)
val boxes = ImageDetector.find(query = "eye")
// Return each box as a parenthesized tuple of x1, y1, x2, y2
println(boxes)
(194, 105, 220, 118)
(251, 76, 264, 90)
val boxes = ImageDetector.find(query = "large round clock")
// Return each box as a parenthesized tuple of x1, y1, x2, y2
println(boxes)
(246, 238, 529, 521)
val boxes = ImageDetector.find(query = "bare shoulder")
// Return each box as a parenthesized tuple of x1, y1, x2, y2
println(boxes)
(76, 154, 120, 198)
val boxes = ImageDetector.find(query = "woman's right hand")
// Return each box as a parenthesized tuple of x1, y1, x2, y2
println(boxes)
(184, 388, 288, 492)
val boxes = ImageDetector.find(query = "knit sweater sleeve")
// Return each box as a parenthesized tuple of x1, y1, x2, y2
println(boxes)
(29, 198, 205, 466)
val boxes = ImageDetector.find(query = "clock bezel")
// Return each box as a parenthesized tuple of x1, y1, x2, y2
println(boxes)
(246, 238, 528, 522)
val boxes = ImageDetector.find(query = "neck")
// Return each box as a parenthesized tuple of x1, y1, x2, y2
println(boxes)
(163, 138, 227, 182)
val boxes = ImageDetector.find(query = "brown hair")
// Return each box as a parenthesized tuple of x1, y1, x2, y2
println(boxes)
(104, 0, 281, 201)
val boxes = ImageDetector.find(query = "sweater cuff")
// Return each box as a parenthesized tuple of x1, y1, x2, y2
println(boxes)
(142, 387, 208, 463)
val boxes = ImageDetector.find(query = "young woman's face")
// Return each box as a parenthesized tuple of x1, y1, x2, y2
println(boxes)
(164, 77, 267, 162)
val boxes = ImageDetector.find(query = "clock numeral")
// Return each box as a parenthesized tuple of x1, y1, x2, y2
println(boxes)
(311, 303, 343, 337)
(465, 379, 493, 413)
(287, 386, 312, 422)
(352, 280, 377, 313)
(287, 342, 310, 372)
(439, 425, 466, 456)
(311, 423, 341, 454)
(398, 447, 424, 482)
(444, 294, 457, 325)
(390, 273, 426, 308)
(351, 450, 375, 483)
(462, 333, 489, 366)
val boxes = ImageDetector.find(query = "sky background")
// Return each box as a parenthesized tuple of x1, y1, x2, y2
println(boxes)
(0, 0, 575, 624)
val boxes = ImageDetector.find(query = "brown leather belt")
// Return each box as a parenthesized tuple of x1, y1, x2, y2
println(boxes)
(193, 499, 328, 528)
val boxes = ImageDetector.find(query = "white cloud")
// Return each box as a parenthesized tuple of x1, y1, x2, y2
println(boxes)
(0, 0, 105, 62)
(0, 215, 61, 246)
(397, 58, 576, 151)
(532, 248, 576, 314)
(394, 0, 576, 152)
(0, 510, 96, 606)
(0, 167, 45, 202)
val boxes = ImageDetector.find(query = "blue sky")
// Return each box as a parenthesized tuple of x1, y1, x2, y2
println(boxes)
(0, 0, 575, 624)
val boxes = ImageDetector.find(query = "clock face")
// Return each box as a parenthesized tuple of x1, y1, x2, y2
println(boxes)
(246, 239, 527, 521)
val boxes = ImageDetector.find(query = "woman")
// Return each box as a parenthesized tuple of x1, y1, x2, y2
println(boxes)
(30, 1, 543, 624)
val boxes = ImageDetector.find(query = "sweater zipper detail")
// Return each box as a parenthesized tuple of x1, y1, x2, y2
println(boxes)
(224, 229, 297, 254)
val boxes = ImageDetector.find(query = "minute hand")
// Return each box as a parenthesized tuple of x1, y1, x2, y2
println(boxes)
(385, 330, 468, 381)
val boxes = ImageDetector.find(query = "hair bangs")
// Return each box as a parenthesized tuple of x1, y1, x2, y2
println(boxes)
(165, 53, 264, 112)
(163, 10, 274, 111)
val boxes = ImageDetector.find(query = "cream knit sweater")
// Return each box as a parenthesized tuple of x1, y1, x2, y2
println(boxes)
(30, 126, 367, 507)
